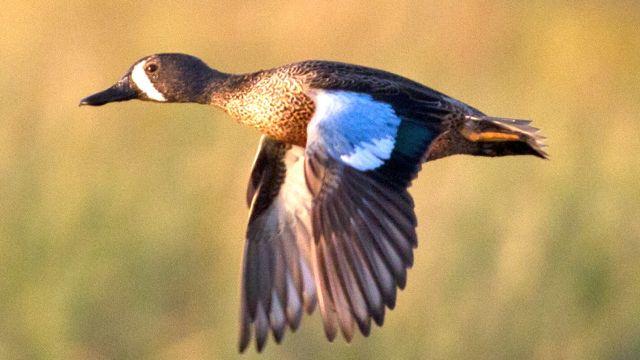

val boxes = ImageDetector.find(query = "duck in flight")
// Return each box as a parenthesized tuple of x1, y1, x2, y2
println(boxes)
(80, 53, 547, 352)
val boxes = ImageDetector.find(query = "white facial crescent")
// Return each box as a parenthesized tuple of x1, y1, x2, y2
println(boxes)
(131, 60, 166, 102)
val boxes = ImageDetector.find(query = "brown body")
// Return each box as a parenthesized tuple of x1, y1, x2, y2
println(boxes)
(209, 60, 448, 147)
(209, 61, 545, 159)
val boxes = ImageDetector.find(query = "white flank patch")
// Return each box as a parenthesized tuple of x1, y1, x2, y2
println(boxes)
(340, 137, 395, 171)
(131, 61, 166, 102)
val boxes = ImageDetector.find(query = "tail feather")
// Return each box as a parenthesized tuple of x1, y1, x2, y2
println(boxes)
(461, 115, 548, 159)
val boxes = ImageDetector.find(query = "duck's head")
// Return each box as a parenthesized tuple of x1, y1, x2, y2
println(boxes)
(80, 53, 225, 106)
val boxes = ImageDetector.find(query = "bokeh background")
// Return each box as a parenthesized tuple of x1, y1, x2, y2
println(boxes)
(1, 1, 639, 359)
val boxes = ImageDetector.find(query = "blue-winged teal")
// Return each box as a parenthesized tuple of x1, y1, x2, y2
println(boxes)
(81, 53, 547, 352)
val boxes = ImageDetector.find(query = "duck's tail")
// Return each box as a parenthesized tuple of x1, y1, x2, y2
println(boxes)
(460, 115, 548, 159)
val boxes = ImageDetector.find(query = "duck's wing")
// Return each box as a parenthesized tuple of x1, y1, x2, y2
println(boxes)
(239, 136, 316, 352)
(301, 89, 437, 342)
(240, 84, 442, 352)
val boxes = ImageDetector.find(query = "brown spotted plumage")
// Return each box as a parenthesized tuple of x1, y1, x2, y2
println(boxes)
(80, 53, 547, 353)
(211, 69, 316, 146)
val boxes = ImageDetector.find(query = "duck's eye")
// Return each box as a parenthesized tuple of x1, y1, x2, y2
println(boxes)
(145, 63, 158, 73)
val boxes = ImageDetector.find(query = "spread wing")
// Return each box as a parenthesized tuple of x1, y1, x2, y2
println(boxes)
(303, 89, 436, 342)
(240, 88, 439, 352)
(239, 136, 317, 352)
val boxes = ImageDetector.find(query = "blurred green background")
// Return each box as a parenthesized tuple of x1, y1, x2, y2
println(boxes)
(1, 1, 639, 359)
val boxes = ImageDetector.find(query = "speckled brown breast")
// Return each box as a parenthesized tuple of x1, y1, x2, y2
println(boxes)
(217, 69, 316, 146)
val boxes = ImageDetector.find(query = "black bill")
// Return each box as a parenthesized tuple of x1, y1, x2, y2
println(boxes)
(79, 78, 137, 106)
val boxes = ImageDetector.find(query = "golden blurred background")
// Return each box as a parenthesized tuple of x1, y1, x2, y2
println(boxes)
(1, 1, 639, 359)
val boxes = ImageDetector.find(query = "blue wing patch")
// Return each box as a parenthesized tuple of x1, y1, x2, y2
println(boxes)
(307, 90, 401, 171)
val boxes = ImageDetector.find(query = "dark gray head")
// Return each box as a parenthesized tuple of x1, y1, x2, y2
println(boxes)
(80, 53, 226, 106)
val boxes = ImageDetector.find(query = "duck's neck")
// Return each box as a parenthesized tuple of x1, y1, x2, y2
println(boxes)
(189, 70, 231, 105)
(206, 72, 256, 109)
